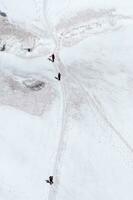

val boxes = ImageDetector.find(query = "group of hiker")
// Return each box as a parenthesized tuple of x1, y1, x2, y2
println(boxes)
(46, 54, 61, 187)
(48, 53, 61, 81)
(0, 43, 33, 52)
(46, 54, 62, 186)
(0, 46, 61, 81)
(0, 44, 58, 186)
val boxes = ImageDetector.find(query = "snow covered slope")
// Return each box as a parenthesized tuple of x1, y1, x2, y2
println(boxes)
(0, 0, 133, 200)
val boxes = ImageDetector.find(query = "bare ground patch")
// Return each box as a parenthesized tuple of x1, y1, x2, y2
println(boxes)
(0, 72, 57, 116)
(56, 9, 133, 47)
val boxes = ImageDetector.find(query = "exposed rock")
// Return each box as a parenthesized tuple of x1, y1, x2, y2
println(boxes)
(0, 11, 7, 17)
(23, 79, 45, 91)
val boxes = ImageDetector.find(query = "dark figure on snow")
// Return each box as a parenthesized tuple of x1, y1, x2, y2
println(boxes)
(46, 176, 54, 185)
(55, 73, 61, 81)
(0, 44, 6, 51)
(27, 48, 31, 52)
(24, 48, 32, 52)
(48, 54, 55, 62)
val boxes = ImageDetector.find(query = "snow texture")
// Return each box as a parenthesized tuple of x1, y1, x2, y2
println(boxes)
(0, 0, 133, 200)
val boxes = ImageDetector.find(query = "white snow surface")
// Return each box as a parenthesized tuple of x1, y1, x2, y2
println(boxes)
(0, 0, 133, 200)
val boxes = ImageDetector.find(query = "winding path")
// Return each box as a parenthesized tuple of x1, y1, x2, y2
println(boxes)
(41, 1, 68, 200)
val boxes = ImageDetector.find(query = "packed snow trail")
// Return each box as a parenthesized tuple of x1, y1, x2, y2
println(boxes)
(41, 0, 68, 199)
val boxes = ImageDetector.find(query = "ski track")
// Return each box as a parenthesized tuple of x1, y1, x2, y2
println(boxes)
(68, 69, 133, 154)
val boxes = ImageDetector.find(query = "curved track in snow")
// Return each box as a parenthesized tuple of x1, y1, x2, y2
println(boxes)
(42, 1, 68, 200)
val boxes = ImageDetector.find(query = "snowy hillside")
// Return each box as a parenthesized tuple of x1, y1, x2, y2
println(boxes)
(0, 0, 133, 199)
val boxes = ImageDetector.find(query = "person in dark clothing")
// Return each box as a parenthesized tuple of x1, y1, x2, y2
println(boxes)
(46, 176, 54, 185)
(51, 54, 55, 62)
(27, 48, 31, 52)
(58, 73, 61, 80)
(55, 73, 61, 81)
(48, 54, 55, 62)
(0, 44, 6, 51)
(49, 176, 53, 185)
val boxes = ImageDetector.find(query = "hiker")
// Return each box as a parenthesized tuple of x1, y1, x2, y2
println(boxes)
(0, 44, 6, 51)
(55, 73, 61, 81)
(27, 48, 31, 52)
(51, 54, 55, 62)
(23, 48, 32, 52)
(48, 54, 55, 62)
(49, 176, 53, 185)
(46, 176, 54, 185)
(58, 73, 61, 81)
